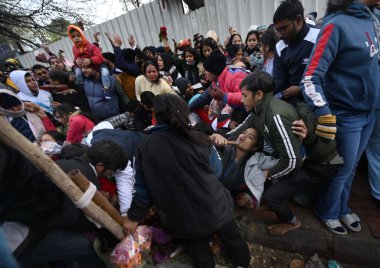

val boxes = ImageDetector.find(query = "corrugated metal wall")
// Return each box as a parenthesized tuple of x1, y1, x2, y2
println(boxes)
(18, 0, 327, 68)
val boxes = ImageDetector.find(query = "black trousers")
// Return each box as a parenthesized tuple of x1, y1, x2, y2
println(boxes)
(262, 160, 340, 222)
(183, 220, 250, 268)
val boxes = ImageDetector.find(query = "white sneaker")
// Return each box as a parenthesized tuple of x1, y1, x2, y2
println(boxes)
(324, 219, 348, 235)
(340, 213, 361, 232)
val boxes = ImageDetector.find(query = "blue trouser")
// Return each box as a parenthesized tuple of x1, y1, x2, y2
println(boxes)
(366, 110, 380, 200)
(316, 111, 375, 220)
(0, 229, 20, 268)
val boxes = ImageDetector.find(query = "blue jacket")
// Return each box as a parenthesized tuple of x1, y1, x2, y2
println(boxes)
(301, 1, 380, 116)
(83, 76, 120, 120)
(273, 23, 320, 105)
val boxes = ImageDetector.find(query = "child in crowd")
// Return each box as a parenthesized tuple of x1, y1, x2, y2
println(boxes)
(67, 25, 112, 99)
(183, 47, 204, 85)
(243, 30, 261, 57)
(260, 28, 279, 76)
(54, 103, 94, 144)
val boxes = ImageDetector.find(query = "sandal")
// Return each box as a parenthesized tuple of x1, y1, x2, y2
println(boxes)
(324, 219, 348, 235)
(340, 213, 361, 232)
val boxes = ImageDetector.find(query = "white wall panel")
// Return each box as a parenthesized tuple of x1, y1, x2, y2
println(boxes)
(18, 0, 327, 68)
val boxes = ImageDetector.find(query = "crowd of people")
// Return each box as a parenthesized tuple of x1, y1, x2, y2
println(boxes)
(0, 0, 380, 267)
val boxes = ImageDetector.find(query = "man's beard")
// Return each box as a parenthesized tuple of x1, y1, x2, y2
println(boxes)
(30, 89, 39, 96)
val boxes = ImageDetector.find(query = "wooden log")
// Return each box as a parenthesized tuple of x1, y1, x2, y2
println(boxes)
(68, 169, 124, 226)
(0, 116, 125, 240)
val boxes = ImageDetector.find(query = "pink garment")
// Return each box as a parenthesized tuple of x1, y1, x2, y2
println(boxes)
(66, 114, 94, 143)
(214, 66, 248, 106)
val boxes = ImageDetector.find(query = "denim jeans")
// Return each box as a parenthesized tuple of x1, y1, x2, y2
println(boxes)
(100, 65, 110, 88)
(316, 111, 375, 220)
(0, 229, 20, 268)
(75, 66, 84, 86)
(18, 229, 105, 268)
(366, 110, 380, 200)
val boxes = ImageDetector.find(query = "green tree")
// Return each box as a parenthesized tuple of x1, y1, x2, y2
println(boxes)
(0, 0, 93, 50)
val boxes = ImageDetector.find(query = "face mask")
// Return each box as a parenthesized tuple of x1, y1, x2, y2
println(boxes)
(40, 141, 62, 155)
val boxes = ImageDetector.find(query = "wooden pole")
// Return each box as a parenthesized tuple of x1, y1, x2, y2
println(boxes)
(68, 169, 124, 226)
(0, 116, 124, 240)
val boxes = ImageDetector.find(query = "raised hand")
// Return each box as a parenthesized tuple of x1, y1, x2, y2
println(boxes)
(113, 34, 123, 47)
(128, 34, 135, 48)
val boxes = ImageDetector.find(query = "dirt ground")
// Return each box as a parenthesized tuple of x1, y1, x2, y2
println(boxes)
(151, 242, 361, 268)
(246, 242, 361, 268)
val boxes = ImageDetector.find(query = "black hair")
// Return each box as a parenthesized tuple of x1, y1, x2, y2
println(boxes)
(86, 140, 128, 171)
(254, 129, 264, 152)
(245, 30, 260, 46)
(54, 103, 77, 119)
(230, 110, 248, 125)
(200, 37, 218, 61)
(326, 0, 354, 14)
(102, 52, 115, 63)
(158, 53, 174, 71)
(226, 33, 242, 50)
(125, 99, 140, 112)
(227, 44, 243, 59)
(184, 47, 200, 63)
(240, 70, 275, 94)
(140, 91, 155, 108)
(142, 60, 161, 83)
(273, 0, 304, 24)
(142, 46, 156, 54)
(201, 37, 218, 50)
(31, 64, 48, 72)
(154, 94, 211, 146)
(49, 69, 70, 84)
(61, 143, 89, 159)
(41, 131, 65, 144)
(260, 28, 279, 52)
(122, 48, 136, 63)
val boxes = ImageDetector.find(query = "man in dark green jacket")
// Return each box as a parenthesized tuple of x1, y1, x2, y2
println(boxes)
(211, 71, 342, 235)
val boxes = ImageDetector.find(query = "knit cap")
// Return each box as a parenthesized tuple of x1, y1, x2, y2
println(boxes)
(174, 77, 191, 94)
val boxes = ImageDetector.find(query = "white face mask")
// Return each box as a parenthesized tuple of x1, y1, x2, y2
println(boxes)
(40, 141, 62, 155)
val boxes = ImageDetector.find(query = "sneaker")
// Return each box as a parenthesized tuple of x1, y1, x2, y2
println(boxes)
(324, 219, 348, 235)
(340, 213, 361, 232)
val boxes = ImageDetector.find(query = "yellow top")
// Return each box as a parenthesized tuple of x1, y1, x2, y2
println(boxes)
(135, 75, 176, 101)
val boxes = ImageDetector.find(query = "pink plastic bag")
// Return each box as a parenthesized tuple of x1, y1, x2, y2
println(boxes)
(109, 226, 152, 268)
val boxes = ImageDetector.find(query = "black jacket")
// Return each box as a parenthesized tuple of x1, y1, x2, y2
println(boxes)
(128, 125, 232, 238)
(0, 146, 98, 231)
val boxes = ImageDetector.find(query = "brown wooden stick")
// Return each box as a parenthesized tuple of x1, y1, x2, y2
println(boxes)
(68, 169, 124, 226)
(0, 116, 124, 240)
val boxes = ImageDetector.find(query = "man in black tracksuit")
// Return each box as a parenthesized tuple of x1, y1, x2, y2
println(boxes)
(211, 71, 342, 235)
